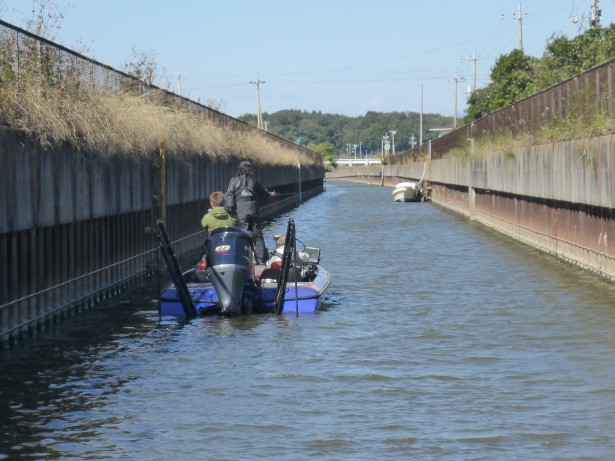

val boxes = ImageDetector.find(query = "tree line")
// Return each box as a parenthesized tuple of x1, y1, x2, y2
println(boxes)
(239, 110, 453, 160)
(464, 23, 615, 124)
(241, 21, 615, 163)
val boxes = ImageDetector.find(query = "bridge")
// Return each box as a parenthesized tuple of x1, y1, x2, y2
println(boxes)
(334, 158, 382, 166)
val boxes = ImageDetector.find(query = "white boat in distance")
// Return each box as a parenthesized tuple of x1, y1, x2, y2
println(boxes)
(392, 181, 421, 202)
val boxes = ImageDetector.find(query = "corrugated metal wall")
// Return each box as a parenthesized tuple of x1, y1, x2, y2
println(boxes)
(0, 130, 324, 346)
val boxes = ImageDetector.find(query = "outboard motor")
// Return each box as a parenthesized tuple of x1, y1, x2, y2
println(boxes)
(204, 226, 255, 316)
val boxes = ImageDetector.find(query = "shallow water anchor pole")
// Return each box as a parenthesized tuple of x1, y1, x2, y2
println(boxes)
(153, 220, 197, 318)
(274, 219, 296, 315)
(160, 141, 167, 224)
(293, 232, 299, 317)
(298, 162, 302, 202)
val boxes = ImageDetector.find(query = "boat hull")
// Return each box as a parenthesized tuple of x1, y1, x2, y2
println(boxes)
(392, 182, 420, 202)
(159, 265, 331, 318)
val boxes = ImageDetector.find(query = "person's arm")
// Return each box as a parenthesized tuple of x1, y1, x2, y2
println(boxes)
(226, 177, 238, 194)
(255, 180, 276, 197)
(224, 178, 239, 212)
(201, 213, 209, 229)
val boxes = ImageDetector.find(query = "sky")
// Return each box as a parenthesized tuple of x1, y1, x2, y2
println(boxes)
(1, 0, 614, 119)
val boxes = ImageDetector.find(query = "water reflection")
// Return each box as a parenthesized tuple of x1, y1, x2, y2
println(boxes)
(2, 182, 615, 460)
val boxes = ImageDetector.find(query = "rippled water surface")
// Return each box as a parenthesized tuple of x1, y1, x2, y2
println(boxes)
(2, 181, 615, 460)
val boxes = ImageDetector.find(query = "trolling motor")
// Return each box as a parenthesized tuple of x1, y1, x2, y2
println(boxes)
(204, 226, 256, 316)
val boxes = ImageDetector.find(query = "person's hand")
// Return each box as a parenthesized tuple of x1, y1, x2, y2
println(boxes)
(269, 191, 277, 197)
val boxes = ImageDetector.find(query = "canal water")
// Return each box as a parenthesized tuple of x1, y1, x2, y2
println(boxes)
(2, 181, 615, 460)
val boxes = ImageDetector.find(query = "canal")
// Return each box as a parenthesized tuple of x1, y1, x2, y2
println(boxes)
(2, 181, 615, 460)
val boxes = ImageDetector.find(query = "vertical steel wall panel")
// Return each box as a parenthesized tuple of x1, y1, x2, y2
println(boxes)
(0, 131, 324, 347)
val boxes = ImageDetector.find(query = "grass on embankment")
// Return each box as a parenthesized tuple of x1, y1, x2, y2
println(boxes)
(0, 72, 308, 167)
(444, 90, 615, 164)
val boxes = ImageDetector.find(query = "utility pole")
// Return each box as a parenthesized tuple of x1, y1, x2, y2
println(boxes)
(590, 0, 601, 28)
(249, 75, 265, 129)
(419, 84, 423, 145)
(502, 3, 526, 51)
(462, 49, 480, 93)
(177, 71, 182, 96)
(451, 71, 464, 129)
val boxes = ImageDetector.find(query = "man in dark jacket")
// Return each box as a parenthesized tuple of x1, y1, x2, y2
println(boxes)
(224, 160, 275, 264)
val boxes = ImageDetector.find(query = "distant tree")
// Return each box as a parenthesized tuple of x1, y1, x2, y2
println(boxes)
(465, 23, 615, 123)
(238, 109, 452, 156)
(203, 96, 227, 113)
(22, 0, 67, 41)
(463, 87, 494, 123)
(307, 141, 336, 166)
(535, 25, 615, 89)
(464, 49, 534, 124)
(122, 46, 170, 89)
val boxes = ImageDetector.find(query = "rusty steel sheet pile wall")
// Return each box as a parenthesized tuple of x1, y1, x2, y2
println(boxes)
(327, 58, 615, 285)
(388, 59, 615, 165)
(0, 130, 324, 346)
(329, 133, 615, 283)
(429, 136, 615, 282)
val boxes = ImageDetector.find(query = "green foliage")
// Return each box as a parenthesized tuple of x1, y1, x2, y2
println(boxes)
(307, 141, 337, 166)
(239, 109, 453, 156)
(465, 24, 615, 123)
(464, 49, 535, 124)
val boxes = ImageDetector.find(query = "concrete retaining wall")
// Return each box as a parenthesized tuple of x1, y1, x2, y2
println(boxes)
(327, 134, 615, 282)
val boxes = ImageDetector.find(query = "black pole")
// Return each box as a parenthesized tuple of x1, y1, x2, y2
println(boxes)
(274, 218, 295, 315)
(154, 220, 198, 318)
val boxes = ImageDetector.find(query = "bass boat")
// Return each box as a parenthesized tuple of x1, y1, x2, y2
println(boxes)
(153, 218, 331, 319)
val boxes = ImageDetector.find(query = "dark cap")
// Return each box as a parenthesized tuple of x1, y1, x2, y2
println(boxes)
(238, 160, 253, 174)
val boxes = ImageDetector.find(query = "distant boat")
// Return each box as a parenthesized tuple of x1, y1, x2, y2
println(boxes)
(392, 181, 423, 202)
(392, 154, 431, 202)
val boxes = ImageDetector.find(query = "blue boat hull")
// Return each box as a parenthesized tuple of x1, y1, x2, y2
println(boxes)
(159, 265, 331, 318)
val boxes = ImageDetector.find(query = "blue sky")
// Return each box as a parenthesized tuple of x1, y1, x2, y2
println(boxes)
(1, 0, 614, 119)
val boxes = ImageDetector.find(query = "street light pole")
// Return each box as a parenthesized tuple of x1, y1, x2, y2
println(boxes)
(389, 131, 397, 155)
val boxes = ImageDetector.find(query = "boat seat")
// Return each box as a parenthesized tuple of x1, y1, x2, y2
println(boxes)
(259, 268, 301, 283)
(260, 268, 280, 282)
(192, 269, 210, 283)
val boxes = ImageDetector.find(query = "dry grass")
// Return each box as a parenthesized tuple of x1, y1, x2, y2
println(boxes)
(0, 65, 306, 167)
